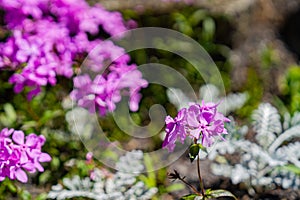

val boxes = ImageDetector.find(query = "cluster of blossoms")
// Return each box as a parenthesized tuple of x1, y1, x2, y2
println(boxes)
(162, 101, 230, 152)
(71, 65, 148, 115)
(0, 128, 51, 183)
(0, 0, 147, 115)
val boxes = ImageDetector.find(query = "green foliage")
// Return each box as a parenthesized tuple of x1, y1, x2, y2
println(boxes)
(179, 189, 237, 199)
(121, 7, 233, 124)
(36, 193, 48, 200)
(189, 144, 200, 162)
(205, 189, 237, 200)
(139, 154, 184, 199)
(260, 45, 279, 69)
(0, 179, 35, 200)
(0, 74, 86, 198)
(237, 67, 263, 118)
(280, 164, 300, 175)
(162, 183, 185, 194)
(18, 190, 32, 200)
(279, 65, 300, 113)
(139, 154, 156, 188)
(180, 194, 198, 200)
(188, 143, 207, 162)
(0, 179, 17, 196)
(0, 103, 17, 127)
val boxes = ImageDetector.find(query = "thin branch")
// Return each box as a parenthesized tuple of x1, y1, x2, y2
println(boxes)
(197, 155, 205, 198)
(168, 170, 201, 196)
(178, 175, 201, 196)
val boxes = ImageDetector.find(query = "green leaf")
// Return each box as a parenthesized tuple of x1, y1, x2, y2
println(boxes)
(19, 190, 31, 200)
(4, 103, 17, 123)
(39, 110, 63, 125)
(189, 144, 200, 162)
(189, 10, 207, 25)
(139, 174, 150, 186)
(144, 154, 156, 187)
(35, 193, 48, 200)
(280, 164, 300, 175)
(180, 194, 199, 200)
(202, 17, 215, 41)
(0, 103, 17, 126)
(0, 115, 9, 126)
(207, 189, 237, 200)
(6, 180, 17, 193)
(51, 156, 60, 170)
(205, 188, 212, 194)
(198, 144, 207, 153)
(39, 170, 51, 184)
(189, 144, 207, 162)
(21, 121, 37, 131)
(165, 183, 185, 193)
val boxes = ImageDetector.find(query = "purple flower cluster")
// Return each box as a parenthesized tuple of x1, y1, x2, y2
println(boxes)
(0, 0, 147, 114)
(70, 41, 148, 116)
(71, 64, 148, 116)
(162, 101, 230, 152)
(0, 128, 51, 183)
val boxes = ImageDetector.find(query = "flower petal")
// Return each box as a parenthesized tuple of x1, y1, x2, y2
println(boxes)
(38, 153, 52, 162)
(189, 128, 201, 139)
(12, 130, 25, 145)
(15, 168, 28, 183)
(22, 162, 36, 173)
(25, 134, 38, 147)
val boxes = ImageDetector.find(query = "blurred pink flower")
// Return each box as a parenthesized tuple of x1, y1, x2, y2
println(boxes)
(0, 0, 147, 114)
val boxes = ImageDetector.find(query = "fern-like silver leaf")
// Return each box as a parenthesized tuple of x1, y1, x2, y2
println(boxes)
(167, 84, 248, 115)
(275, 142, 300, 168)
(48, 150, 158, 200)
(210, 103, 300, 190)
(252, 103, 282, 149)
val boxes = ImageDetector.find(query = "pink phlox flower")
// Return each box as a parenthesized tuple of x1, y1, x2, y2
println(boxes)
(0, 128, 51, 183)
(8, 147, 30, 183)
(0, 0, 142, 107)
(162, 108, 187, 152)
(163, 101, 230, 152)
(14, 31, 40, 63)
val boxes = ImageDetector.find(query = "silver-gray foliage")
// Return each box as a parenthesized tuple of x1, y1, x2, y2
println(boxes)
(48, 150, 158, 200)
(65, 106, 95, 139)
(167, 84, 248, 115)
(210, 103, 300, 190)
